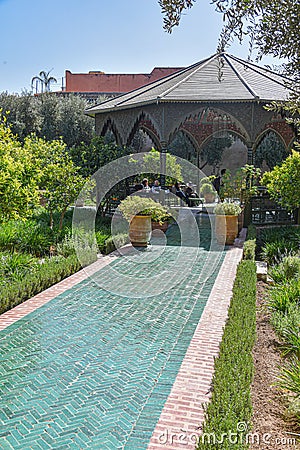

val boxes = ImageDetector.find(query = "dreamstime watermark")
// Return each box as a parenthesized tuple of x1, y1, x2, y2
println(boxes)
(72, 152, 225, 297)
(157, 423, 299, 446)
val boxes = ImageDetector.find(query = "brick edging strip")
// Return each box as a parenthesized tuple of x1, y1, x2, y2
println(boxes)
(147, 229, 246, 449)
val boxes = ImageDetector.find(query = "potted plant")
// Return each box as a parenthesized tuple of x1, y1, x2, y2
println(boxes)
(214, 202, 242, 245)
(118, 196, 171, 247)
(220, 165, 261, 226)
(151, 208, 172, 232)
(200, 182, 216, 203)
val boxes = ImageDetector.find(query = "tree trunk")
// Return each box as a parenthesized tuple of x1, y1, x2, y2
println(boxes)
(59, 207, 67, 230)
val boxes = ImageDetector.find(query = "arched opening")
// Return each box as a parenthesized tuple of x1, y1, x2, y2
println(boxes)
(254, 131, 289, 171)
(168, 130, 198, 166)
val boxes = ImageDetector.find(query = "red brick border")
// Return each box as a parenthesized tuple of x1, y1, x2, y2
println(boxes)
(147, 230, 246, 449)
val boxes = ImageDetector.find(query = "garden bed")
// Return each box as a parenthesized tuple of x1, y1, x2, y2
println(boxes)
(250, 281, 299, 450)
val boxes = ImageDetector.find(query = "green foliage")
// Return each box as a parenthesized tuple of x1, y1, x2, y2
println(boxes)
(243, 225, 256, 260)
(279, 324, 300, 359)
(276, 357, 300, 396)
(268, 278, 300, 313)
(262, 150, 300, 211)
(103, 234, 130, 254)
(243, 240, 256, 261)
(0, 117, 41, 221)
(25, 134, 86, 229)
(159, 0, 299, 78)
(246, 224, 257, 240)
(159, 0, 195, 33)
(95, 231, 111, 254)
(133, 148, 182, 184)
(261, 224, 300, 425)
(0, 92, 41, 138)
(261, 239, 299, 266)
(200, 182, 215, 195)
(269, 256, 300, 283)
(221, 165, 261, 204)
(70, 135, 131, 177)
(0, 92, 94, 146)
(271, 303, 300, 337)
(118, 195, 170, 222)
(168, 130, 197, 165)
(197, 261, 256, 450)
(258, 225, 300, 265)
(0, 219, 56, 256)
(271, 303, 300, 359)
(259, 225, 300, 246)
(200, 135, 233, 169)
(0, 254, 81, 315)
(214, 202, 242, 215)
(255, 131, 289, 170)
(0, 252, 37, 283)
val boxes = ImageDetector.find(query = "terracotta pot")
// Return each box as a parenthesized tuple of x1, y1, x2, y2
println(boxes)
(151, 221, 169, 232)
(129, 215, 152, 247)
(215, 214, 238, 245)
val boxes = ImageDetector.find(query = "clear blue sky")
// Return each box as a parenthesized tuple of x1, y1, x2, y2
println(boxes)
(0, 0, 281, 94)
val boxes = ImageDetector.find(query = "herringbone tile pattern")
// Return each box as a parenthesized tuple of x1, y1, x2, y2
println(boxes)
(0, 218, 225, 449)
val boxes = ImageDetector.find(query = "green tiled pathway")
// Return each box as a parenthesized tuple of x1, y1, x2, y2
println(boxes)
(0, 218, 225, 449)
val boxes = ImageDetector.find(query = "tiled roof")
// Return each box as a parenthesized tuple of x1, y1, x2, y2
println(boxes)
(85, 53, 296, 116)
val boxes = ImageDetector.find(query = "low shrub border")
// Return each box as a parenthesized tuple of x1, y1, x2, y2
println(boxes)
(197, 260, 257, 449)
(0, 255, 81, 315)
(243, 224, 256, 261)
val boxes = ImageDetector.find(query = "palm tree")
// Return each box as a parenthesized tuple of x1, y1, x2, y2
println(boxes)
(31, 69, 57, 93)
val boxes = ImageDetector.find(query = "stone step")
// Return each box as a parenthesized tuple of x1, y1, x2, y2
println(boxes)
(256, 261, 268, 282)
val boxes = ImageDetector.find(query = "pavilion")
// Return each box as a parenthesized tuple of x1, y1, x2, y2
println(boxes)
(85, 52, 296, 182)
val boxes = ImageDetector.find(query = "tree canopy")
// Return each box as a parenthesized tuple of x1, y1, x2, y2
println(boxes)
(262, 147, 300, 211)
(159, 0, 300, 79)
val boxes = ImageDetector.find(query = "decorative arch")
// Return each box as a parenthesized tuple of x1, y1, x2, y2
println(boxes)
(100, 117, 122, 146)
(127, 112, 162, 148)
(253, 128, 287, 153)
(139, 118, 161, 150)
(177, 128, 200, 153)
(257, 118, 294, 150)
(169, 106, 250, 149)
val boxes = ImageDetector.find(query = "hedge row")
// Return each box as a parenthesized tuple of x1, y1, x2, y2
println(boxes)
(243, 224, 256, 261)
(0, 255, 81, 315)
(197, 260, 257, 449)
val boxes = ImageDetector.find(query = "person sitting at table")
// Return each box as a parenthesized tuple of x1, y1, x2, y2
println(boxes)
(185, 183, 201, 207)
(151, 179, 161, 194)
(173, 181, 188, 203)
(142, 178, 151, 192)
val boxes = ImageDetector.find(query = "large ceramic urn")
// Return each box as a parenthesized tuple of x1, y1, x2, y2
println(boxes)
(129, 215, 152, 247)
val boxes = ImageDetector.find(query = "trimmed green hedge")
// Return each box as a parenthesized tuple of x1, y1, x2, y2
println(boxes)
(197, 260, 257, 449)
(243, 225, 256, 261)
(0, 255, 81, 315)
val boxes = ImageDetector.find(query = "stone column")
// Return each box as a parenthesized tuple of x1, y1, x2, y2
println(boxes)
(159, 141, 167, 190)
(247, 143, 254, 165)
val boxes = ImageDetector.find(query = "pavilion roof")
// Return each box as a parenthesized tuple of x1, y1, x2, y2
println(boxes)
(85, 52, 296, 116)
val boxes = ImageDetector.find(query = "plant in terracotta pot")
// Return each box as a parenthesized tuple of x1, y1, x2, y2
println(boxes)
(214, 202, 242, 245)
(118, 196, 171, 246)
(151, 207, 172, 232)
(200, 182, 216, 203)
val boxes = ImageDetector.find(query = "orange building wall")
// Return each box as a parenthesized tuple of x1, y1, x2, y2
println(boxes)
(65, 67, 183, 93)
